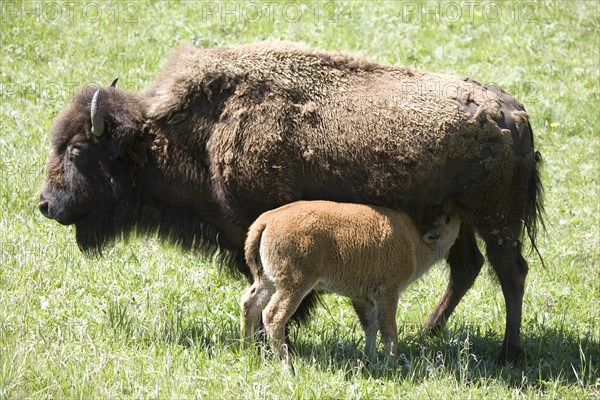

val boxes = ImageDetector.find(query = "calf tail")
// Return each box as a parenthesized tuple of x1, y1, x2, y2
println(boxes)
(244, 220, 267, 280)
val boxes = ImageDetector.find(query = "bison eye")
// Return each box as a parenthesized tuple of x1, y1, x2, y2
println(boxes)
(68, 147, 81, 162)
(445, 214, 451, 224)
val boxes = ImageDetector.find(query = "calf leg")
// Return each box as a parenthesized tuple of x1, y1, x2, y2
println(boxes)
(425, 223, 484, 332)
(485, 239, 528, 363)
(263, 288, 309, 364)
(351, 299, 378, 360)
(376, 293, 400, 363)
(240, 280, 275, 348)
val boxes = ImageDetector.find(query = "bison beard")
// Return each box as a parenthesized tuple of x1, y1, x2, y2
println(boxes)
(40, 41, 544, 363)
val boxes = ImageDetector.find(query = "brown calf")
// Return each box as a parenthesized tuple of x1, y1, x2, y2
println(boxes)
(241, 200, 460, 364)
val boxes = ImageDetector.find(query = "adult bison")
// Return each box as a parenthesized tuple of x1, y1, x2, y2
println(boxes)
(39, 41, 543, 363)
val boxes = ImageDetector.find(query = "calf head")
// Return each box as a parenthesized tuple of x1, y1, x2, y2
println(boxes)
(422, 213, 461, 244)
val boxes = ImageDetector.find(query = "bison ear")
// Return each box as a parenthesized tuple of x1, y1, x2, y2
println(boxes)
(126, 140, 148, 167)
(90, 89, 105, 137)
(109, 137, 125, 159)
(109, 135, 147, 167)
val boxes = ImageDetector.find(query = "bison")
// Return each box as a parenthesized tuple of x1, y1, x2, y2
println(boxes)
(39, 41, 544, 363)
(241, 200, 461, 365)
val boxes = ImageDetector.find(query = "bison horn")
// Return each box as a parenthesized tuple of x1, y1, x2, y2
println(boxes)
(90, 89, 105, 137)
(109, 78, 118, 88)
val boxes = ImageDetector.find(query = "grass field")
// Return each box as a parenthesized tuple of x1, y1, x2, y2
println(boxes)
(1, 0, 599, 398)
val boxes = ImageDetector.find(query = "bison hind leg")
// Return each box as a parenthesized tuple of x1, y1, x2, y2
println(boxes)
(484, 237, 529, 364)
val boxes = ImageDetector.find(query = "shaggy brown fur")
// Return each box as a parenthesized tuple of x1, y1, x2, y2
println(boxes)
(40, 41, 543, 363)
(241, 201, 460, 364)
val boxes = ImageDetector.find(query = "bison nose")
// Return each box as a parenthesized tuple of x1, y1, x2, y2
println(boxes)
(38, 195, 51, 218)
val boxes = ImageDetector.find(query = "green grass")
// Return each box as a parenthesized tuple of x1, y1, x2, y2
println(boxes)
(1, 0, 599, 398)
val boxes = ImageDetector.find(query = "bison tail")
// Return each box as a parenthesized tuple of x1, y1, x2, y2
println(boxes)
(524, 123, 546, 267)
(244, 220, 267, 280)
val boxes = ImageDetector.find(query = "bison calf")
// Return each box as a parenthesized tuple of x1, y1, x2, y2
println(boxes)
(241, 200, 460, 364)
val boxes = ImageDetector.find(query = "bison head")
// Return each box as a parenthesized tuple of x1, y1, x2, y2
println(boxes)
(39, 79, 147, 253)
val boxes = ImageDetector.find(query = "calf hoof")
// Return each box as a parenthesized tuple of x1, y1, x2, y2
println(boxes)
(282, 359, 296, 375)
(385, 354, 398, 368)
(498, 342, 524, 364)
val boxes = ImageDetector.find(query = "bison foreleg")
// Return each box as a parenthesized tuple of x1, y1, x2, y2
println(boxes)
(424, 223, 484, 333)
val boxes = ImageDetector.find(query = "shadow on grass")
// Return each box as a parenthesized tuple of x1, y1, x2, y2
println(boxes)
(285, 325, 599, 390)
(102, 296, 597, 390)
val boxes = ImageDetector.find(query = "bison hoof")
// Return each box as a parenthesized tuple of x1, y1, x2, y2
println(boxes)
(498, 342, 524, 364)
(423, 321, 447, 337)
